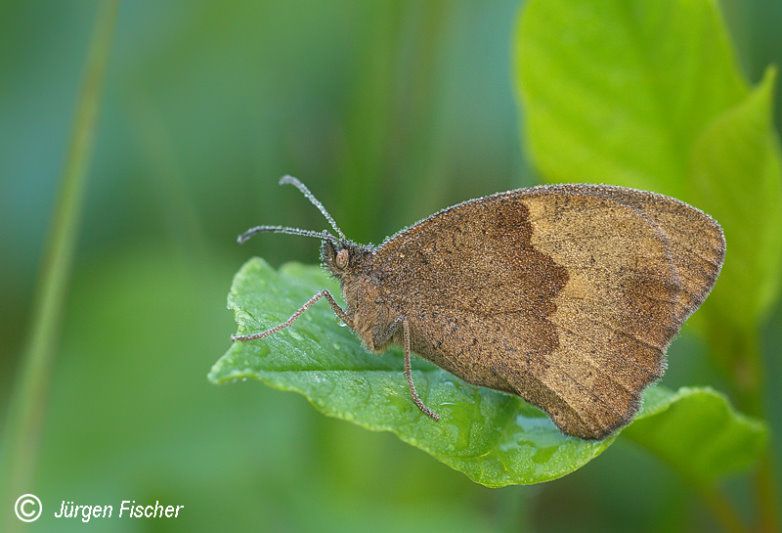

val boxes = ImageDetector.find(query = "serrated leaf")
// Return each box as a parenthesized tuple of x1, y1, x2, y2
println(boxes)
(210, 259, 766, 486)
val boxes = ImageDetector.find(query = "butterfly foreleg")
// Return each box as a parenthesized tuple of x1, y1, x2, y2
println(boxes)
(231, 290, 351, 341)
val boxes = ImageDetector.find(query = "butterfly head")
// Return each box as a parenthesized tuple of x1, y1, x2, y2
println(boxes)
(237, 175, 373, 279)
(320, 239, 373, 279)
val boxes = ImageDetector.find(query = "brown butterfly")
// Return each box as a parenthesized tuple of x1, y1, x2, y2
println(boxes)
(233, 176, 724, 440)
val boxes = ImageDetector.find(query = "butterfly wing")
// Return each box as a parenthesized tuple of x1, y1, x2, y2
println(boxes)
(373, 185, 724, 439)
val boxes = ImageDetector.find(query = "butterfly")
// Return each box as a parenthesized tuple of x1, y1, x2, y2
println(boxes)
(233, 176, 724, 439)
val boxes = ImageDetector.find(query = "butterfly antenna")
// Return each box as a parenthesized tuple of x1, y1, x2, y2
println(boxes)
(237, 225, 338, 245)
(279, 175, 346, 241)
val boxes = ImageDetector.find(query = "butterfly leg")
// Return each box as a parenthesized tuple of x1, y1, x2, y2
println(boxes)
(231, 290, 351, 341)
(402, 319, 440, 421)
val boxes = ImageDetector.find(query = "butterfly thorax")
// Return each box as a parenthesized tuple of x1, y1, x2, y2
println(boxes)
(321, 240, 398, 352)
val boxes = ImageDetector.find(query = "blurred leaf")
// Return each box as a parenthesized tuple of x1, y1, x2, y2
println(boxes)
(515, 0, 746, 193)
(690, 67, 782, 331)
(209, 259, 766, 486)
(515, 0, 782, 360)
(624, 386, 767, 482)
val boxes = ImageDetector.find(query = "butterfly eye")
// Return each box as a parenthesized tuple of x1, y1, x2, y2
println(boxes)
(335, 248, 349, 269)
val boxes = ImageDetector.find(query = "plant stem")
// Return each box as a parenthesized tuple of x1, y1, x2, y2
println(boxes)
(707, 321, 780, 532)
(699, 484, 748, 533)
(1, 0, 118, 524)
(755, 452, 780, 533)
(732, 332, 779, 533)
(634, 442, 750, 532)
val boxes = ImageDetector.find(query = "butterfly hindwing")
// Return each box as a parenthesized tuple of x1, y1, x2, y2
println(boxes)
(373, 185, 723, 439)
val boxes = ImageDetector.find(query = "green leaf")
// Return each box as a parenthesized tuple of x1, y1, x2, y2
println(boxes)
(515, 0, 746, 194)
(690, 67, 782, 330)
(515, 0, 782, 350)
(209, 259, 766, 486)
(623, 386, 767, 482)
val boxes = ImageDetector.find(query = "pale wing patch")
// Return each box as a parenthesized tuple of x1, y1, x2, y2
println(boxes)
(522, 194, 681, 439)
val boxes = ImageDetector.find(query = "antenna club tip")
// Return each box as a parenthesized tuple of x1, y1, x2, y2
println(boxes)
(278, 175, 297, 186)
(236, 234, 247, 244)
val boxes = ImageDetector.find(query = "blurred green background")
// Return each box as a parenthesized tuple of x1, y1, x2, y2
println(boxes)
(1, 0, 781, 531)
